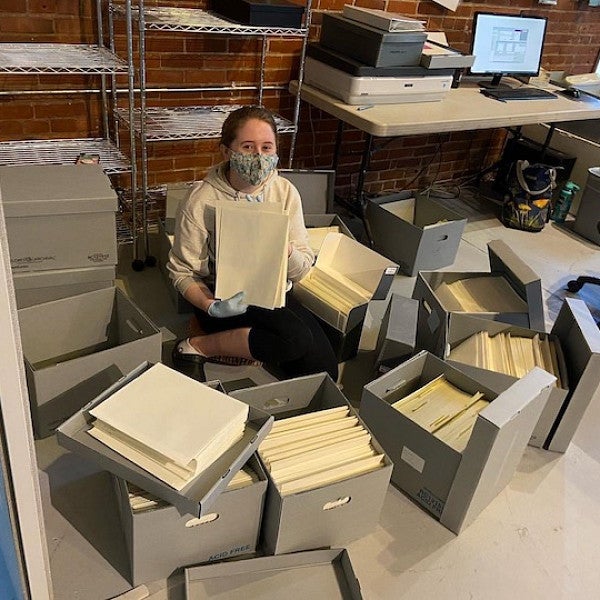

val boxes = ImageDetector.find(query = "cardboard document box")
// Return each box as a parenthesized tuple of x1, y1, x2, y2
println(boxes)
(375, 294, 419, 371)
(158, 216, 194, 314)
(360, 351, 554, 533)
(446, 298, 600, 453)
(57, 362, 274, 518)
(230, 373, 392, 555)
(158, 182, 195, 313)
(0, 164, 118, 272)
(292, 233, 398, 361)
(366, 191, 467, 276)
(185, 548, 363, 599)
(279, 168, 355, 256)
(320, 13, 426, 68)
(412, 240, 545, 356)
(209, 0, 304, 28)
(115, 454, 267, 586)
(19, 287, 161, 438)
(12, 264, 115, 309)
(443, 313, 568, 449)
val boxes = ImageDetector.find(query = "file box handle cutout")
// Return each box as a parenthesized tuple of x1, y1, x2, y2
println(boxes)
(185, 513, 219, 528)
(323, 496, 351, 511)
(262, 397, 291, 410)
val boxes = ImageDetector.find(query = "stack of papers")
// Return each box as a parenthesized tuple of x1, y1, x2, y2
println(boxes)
(388, 375, 489, 452)
(434, 275, 528, 313)
(449, 331, 563, 386)
(295, 267, 369, 330)
(306, 226, 339, 256)
(258, 406, 385, 496)
(342, 5, 425, 32)
(88, 363, 249, 490)
(215, 202, 289, 310)
(127, 466, 258, 513)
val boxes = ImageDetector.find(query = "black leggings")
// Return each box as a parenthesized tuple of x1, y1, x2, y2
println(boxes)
(193, 293, 339, 382)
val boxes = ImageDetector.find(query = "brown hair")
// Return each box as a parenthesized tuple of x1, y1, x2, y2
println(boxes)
(220, 105, 279, 148)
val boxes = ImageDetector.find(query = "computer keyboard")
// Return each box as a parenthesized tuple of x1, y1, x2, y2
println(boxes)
(481, 87, 557, 101)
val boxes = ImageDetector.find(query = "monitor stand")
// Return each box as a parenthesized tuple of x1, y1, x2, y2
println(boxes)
(477, 74, 513, 90)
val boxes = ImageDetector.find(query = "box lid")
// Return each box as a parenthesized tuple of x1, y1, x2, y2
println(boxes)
(323, 13, 428, 43)
(184, 548, 362, 598)
(56, 362, 274, 517)
(0, 164, 118, 217)
(316, 233, 398, 299)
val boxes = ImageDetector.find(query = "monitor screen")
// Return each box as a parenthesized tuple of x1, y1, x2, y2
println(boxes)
(470, 12, 548, 86)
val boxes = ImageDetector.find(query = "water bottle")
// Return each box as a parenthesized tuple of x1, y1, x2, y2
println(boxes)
(551, 181, 580, 223)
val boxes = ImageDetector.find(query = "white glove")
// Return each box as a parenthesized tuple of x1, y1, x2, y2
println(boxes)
(208, 291, 248, 318)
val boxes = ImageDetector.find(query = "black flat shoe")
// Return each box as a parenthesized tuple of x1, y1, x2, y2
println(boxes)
(171, 338, 209, 365)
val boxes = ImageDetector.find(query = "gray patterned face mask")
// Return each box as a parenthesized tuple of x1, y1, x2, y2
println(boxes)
(229, 150, 279, 186)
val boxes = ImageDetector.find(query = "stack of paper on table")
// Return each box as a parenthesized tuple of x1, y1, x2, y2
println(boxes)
(88, 363, 249, 490)
(258, 406, 385, 496)
(449, 331, 563, 386)
(127, 466, 257, 513)
(215, 202, 289, 310)
(434, 275, 528, 313)
(306, 226, 339, 256)
(295, 267, 370, 330)
(387, 375, 489, 452)
(342, 4, 425, 31)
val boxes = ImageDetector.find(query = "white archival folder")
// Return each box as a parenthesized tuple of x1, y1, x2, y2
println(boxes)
(88, 363, 249, 490)
(215, 202, 289, 310)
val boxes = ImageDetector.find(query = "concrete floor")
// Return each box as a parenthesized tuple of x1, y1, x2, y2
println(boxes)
(36, 197, 600, 599)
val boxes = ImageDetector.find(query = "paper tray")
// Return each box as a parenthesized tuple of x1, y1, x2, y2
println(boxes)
(184, 548, 363, 599)
(57, 362, 273, 517)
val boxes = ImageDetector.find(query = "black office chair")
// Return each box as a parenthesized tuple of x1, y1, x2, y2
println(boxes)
(566, 276, 600, 292)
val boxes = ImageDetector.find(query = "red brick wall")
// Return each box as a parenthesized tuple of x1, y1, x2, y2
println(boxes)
(1, 0, 599, 199)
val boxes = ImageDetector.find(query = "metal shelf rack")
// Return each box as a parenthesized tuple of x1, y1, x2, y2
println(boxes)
(116, 104, 296, 141)
(112, 1, 313, 269)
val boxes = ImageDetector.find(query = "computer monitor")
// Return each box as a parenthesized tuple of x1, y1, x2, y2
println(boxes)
(470, 12, 548, 88)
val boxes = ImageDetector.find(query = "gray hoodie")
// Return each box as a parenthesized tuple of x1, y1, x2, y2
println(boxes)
(167, 162, 314, 298)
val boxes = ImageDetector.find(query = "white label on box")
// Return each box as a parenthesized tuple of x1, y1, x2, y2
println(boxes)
(385, 267, 398, 276)
(401, 446, 425, 473)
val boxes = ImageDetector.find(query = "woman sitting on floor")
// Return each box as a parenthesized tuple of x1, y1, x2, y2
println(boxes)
(167, 105, 338, 382)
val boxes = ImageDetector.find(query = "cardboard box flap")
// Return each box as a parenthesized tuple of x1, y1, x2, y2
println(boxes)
(546, 298, 600, 451)
(57, 362, 273, 517)
(279, 169, 336, 214)
(442, 367, 555, 532)
(166, 182, 192, 219)
(317, 233, 398, 299)
(487, 241, 544, 324)
(12, 265, 115, 290)
(376, 294, 418, 364)
(184, 548, 363, 599)
(551, 297, 600, 356)
(0, 164, 118, 217)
